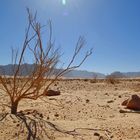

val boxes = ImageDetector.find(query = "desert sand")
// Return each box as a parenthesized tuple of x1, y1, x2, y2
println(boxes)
(0, 79, 140, 140)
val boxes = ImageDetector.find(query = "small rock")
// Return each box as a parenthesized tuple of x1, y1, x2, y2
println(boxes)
(109, 115, 115, 118)
(39, 113, 43, 118)
(54, 113, 59, 117)
(107, 100, 114, 103)
(119, 109, 126, 113)
(14, 133, 18, 136)
(105, 93, 109, 96)
(44, 90, 60, 96)
(86, 99, 90, 103)
(13, 120, 16, 123)
(118, 95, 122, 98)
(110, 135, 114, 138)
(54, 83, 57, 86)
(131, 127, 134, 129)
(94, 132, 100, 136)
(16, 124, 20, 127)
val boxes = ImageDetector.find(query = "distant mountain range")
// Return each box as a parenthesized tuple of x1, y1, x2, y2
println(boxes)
(109, 71, 140, 78)
(0, 64, 140, 78)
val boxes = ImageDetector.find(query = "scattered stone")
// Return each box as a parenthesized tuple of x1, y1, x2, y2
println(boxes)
(119, 109, 126, 113)
(118, 95, 122, 98)
(16, 124, 20, 127)
(54, 83, 57, 86)
(54, 113, 59, 117)
(105, 93, 109, 96)
(110, 115, 115, 118)
(107, 100, 114, 103)
(39, 113, 43, 118)
(86, 99, 90, 103)
(44, 90, 60, 96)
(94, 132, 100, 136)
(14, 133, 18, 136)
(131, 127, 134, 129)
(13, 120, 16, 123)
(110, 135, 114, 138)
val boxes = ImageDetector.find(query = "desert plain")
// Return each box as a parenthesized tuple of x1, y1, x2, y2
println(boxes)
(0, 78, 140, 140)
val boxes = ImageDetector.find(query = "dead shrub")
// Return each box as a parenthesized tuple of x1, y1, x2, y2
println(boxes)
(106, 75, 119, 84)
(0, 9, 93, 115)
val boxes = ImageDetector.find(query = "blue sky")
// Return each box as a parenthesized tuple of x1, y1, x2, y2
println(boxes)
(0, 0, 140, 74)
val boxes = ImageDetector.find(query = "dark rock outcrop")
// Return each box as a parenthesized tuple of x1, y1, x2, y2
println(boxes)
(122, 94, 140, 110)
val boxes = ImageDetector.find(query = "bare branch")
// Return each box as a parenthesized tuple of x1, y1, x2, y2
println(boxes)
(0, 9, 93, 115)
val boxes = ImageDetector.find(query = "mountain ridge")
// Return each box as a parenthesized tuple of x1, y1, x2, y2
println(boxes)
(0, 64, 140, 78)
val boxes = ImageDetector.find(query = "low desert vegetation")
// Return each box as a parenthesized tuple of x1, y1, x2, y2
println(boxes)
(106, 75, 119, 84)
(90, 74, 98, 83)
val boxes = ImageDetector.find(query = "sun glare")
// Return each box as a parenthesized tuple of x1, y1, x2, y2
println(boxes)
(62, 0, 66, 5)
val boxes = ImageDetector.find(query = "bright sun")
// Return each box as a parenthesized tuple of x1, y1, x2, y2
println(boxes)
(62, 0, 66, 5)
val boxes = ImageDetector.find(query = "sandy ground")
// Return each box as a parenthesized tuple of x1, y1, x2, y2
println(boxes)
(0, 79, 140, 140)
